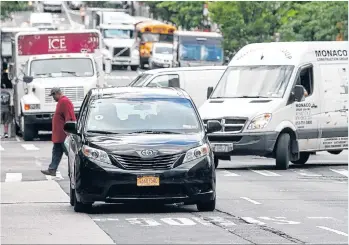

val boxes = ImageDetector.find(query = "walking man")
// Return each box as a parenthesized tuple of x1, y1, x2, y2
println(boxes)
(41, 87, 76, 176)
(1, 61, 13, 138)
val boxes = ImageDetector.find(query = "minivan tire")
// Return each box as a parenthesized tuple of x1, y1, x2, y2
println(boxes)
(328, 150, 342, 155)
(291, 152, 310, 165)
(275, 133, 290, 170)
(73, 192, 92, 213)
(69, 183, 74, 206)
(197, 197, 216, 212)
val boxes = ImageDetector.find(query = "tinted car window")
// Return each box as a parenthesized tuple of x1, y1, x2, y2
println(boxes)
(86, 97, 201, 134)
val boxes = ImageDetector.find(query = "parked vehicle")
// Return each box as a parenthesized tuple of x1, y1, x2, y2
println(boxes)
(201, 41, 348, 169)
(149, 42, 173, 69)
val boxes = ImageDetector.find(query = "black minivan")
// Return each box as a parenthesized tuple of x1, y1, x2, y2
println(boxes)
(64, 87, 222, 212)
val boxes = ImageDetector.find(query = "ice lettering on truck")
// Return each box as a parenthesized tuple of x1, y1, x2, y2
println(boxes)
(315, 50, 348, 61)
(17, 33, 100, 56)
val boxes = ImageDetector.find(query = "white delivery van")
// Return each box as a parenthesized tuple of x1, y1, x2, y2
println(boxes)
(129, 66, 226, 107)
(200, 41, 348, 169)
(149, 42, 173, 69)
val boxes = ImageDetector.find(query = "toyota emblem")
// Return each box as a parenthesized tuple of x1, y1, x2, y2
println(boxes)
(139, 149, 158, 158)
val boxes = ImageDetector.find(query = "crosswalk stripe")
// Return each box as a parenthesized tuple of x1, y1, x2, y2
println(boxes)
(330, 169, 348, 177)
(251, 170, 281, 176)
(222, 170, 240, 177)
(21, 144, 39, 151)
(5, 173, 22, 182)
(291, 169, 321, 177)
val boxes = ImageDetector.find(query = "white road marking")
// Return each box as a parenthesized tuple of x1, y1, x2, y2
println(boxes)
(251, 170, 281, 176)
(0, 145, 4, 151)
(21, 144, 39, 151)
(317, 226, 348, 237)
(258, 216, 300, 225)
(307, 217, 334, 219)
(191, 217, 213, 226)
(56, 171, 63, 179)
(160, 218, 196, 226)
(330, 169, 348, 177)
(15, 136, 21, 142)
(222, 170, 240, 177)
(291, 169, 321, 177)
(241, 217, 266, 226)
(240, 197, 261, 205)
(5, 173, 22, 182)
(93, 218, 119, 222)
(126, 218, 161, 226)
(45, 175, 53, 180)
(205, 217, 236, 227)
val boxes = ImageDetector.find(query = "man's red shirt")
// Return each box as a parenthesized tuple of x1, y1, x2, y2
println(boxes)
(52, 96, 76, 143)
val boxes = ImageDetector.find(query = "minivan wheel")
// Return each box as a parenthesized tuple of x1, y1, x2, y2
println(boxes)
(197, 197, 216, 212)
(214, 157, 219, 169)
(73, 192, 92, 213)
(328, 150, 342, 155)
(291, 152, 310, 165)
(275, 133, 290, 170)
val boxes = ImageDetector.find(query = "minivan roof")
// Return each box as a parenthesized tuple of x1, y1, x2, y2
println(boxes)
(142, 66, 227, 75)
(230, 41, 348, 66)
(91, 87, 191, 99)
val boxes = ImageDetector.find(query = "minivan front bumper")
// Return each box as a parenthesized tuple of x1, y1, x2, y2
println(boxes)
(74, 155, 216, 205)
(208, 131, 278, 157)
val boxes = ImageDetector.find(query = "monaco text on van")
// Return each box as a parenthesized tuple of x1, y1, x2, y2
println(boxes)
(200, 41, 348, 169)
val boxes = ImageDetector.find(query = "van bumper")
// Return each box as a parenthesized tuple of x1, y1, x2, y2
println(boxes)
(208, 131, 278, 157)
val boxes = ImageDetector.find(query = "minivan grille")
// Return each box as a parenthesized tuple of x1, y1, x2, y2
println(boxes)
(45, 87, 84, 103)
(203, 118, 247, 133)
(113, 47, 130, 57)
(110, 153, 182, 170)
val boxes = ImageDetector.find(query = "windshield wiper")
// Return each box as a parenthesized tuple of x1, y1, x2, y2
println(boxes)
(61, 70, 78, 76)
(128, 130, 180, 134)
(236, 96, 269, 98)
(87, 130, 118, 134)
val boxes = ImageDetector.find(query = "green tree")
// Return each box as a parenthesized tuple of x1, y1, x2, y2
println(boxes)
(278, 1, 348, 41)
(1, 1, 30, 20)
(145, 1, 205, 30)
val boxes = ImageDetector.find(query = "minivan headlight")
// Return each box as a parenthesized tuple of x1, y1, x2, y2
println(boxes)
(183, 144, 209, 164)
(247, 113, 272, 130)
(82, 145, 111, 164)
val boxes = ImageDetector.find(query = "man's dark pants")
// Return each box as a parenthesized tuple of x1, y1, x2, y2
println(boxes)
(48, 142, 68, 171)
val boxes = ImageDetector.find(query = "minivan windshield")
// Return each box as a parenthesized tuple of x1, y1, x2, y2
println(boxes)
(86, 97, 201, 134)
(211, 65, 294, 98)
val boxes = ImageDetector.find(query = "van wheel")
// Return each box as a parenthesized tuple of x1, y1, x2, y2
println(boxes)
(214, 157, 219, 169)
(21, 116, 35, 141)
(328, 150, 342, 155)
(197, 197, 216, 212)
(291, 152, 310, 165)
(275, 133, 290, 170)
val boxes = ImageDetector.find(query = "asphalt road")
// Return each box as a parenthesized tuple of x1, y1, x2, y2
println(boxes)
(1, 7, 348, 245)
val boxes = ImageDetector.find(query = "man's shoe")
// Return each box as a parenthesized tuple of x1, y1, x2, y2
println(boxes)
(41, 169, 56, 176)
(4, 133, 8, 138)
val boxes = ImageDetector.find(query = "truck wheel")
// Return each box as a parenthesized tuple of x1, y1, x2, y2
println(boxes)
(131, 65, 138, 71)
(214, 157, 219, 169)
(291, 152, 310, 165)
(275, 133, 290, 170)
(21, 116, 35, 141)
(328, 150, 342, 155)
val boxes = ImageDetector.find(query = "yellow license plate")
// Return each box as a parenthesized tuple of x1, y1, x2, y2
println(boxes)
(137, 176, 160, 186)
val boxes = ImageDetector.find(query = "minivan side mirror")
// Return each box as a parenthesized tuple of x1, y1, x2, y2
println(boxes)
(23, 75, 34, 83)
(64, 121, 77, 134)
(207, 86, 213, 99)
(294, 85, 305, 102)
(206, 120, 222, 133)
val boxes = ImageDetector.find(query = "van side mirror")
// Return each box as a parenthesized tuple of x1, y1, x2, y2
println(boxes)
(23, 75, 34, 83)
(207, 86, 213, 99)
(104, 59, 112, 74)
(294, 85, 305, 102)
(169, 78, 180, 88)
(206, 120, 222, 133)
(64, 121, 77, 134)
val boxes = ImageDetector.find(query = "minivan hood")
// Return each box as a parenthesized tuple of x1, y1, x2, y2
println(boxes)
(199, 98, 282, 119)
(86, 133, 203, 155)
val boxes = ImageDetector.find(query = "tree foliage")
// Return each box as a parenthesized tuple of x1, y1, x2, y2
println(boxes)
(1, 1, 30, 20)
(145, 1, 205, 30)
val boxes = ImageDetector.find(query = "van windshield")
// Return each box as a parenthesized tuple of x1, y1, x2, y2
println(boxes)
(211, 65, 294, 99)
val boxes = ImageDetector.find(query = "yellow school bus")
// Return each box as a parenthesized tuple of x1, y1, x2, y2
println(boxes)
(135, 20, 176, 68)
